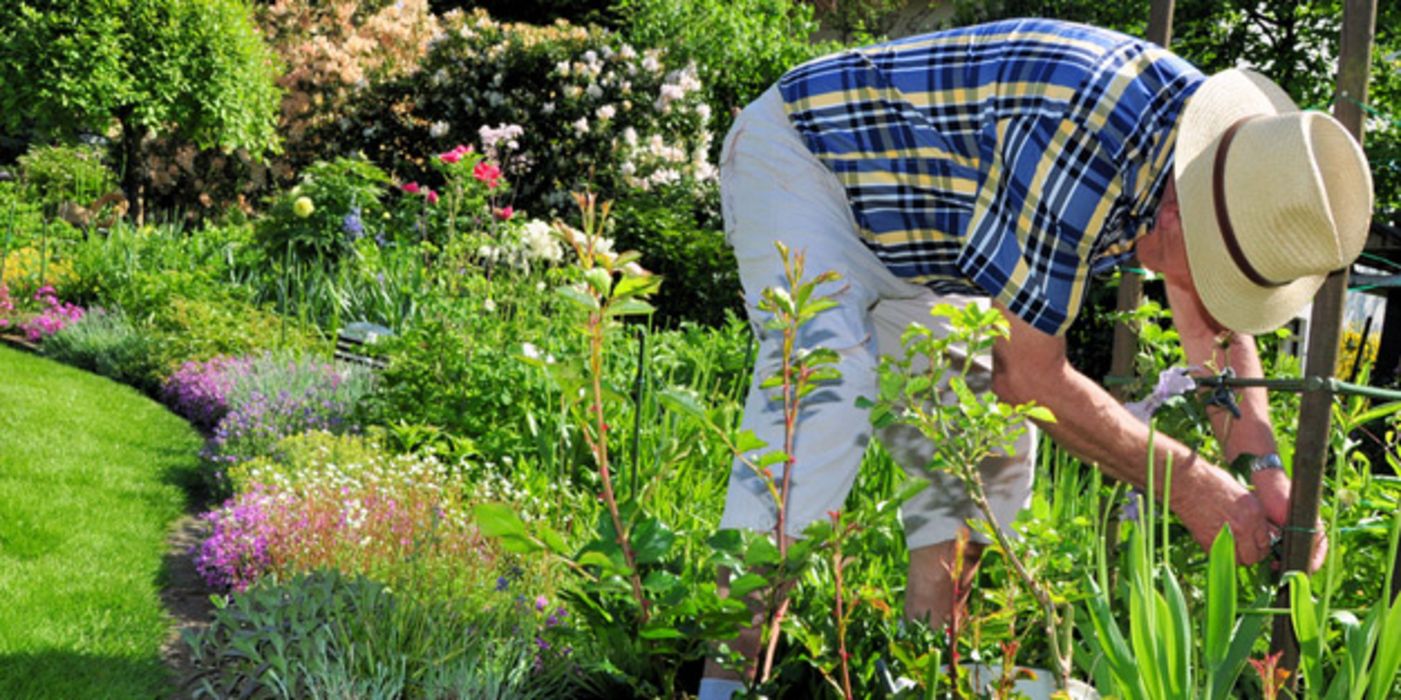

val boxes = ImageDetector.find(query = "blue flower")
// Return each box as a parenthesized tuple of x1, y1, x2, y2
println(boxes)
(495, 576, 509, 592)
(342, 206, 364, 238)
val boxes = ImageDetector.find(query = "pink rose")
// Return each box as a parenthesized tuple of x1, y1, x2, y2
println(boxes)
(426, 189, 439, 205)
(473, 162, 502, 189)
(401, 182, 421, 194)
(494, 206, 514, 221)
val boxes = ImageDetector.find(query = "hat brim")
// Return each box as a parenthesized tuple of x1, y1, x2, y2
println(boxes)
(1174, 69, 1310, 335)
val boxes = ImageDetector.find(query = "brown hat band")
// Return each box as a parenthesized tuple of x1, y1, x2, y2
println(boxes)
(1213, 116, 1286, 289)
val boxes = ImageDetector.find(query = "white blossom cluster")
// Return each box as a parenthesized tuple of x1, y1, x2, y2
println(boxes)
(476, 218, 568, 272)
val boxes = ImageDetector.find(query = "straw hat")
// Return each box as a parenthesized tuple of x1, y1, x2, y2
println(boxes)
(1174, 68, 1373, 335)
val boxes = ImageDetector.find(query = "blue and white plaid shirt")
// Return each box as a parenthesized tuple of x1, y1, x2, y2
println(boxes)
(779, 18, 1204, 335)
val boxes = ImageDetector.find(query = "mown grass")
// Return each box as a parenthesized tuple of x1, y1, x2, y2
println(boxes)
(0, 344, 201, 699)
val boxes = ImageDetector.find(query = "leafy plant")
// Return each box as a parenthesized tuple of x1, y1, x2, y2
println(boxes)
(184, 569, 577, 699)
(0, 0, 282, 222)
(39, 307, 155, 390)
(256, 157, 396, 265)
(864, 302, 1072, 690)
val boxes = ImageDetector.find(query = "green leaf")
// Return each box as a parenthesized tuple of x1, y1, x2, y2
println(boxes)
(556, 285, 599, 310)
(606, 298, 656, 317)
(643, 570, 682, 596)
(474, 503, 527, 539)
(1288, 571, 1325, 692)
(638, 624, 684, 640)
(734, 430, 768, 454)
(577, 551, 617, 570)
(613, 273, 659, 300)
(1367, 590, 1401, 700)
(744, 536, 781, 567)
(538, 525, 570, 556)
(657, 386, 708, 421)
(1024, 405, 1057, 424)
(1204, 525, 1237, 669)
(632, 517, 675, 565)
(728, 573, 768, 598)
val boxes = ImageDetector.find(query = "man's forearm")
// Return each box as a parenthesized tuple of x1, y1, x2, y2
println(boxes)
(995, 356, 1212, 496)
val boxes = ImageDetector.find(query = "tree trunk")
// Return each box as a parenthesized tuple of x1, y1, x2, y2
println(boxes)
(118, 114, 145, 226)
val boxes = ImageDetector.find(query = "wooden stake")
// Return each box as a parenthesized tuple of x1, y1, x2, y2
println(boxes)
(1271, 0, 1378, 673)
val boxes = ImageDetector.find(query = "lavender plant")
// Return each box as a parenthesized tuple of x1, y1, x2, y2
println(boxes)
(204, 352, 373, 468)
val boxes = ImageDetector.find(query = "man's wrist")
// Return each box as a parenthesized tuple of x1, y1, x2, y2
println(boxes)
(1232, 451, 1284, 477)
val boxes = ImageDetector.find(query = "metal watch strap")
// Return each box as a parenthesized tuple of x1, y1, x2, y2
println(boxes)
(1232, 452, 1284, 475)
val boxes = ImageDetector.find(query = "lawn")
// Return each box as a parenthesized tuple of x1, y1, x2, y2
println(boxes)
(0, 344, 200, 699)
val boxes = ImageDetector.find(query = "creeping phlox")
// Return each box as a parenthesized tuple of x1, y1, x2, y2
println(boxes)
(20, 286, 85, 342)
(197, 436, 483, 592)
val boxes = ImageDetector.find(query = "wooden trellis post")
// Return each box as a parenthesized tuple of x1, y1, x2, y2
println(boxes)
(1271, 0, 1379, 671)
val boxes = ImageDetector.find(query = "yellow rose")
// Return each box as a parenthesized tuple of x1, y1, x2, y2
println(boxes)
(293, 196, 315, 218)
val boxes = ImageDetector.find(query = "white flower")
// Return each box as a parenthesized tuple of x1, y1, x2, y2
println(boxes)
(479, 123, 525, 153)
(585, 83, 604, 100)
(522, 342, 541, 360)
(535, 281, 547, 292)
(555, 61, 570, 76)
(696, 103, 712, 122)
(642, 54, 661, 73)
(521, 219, 564, 262)
(620, 161, 636, 176)
(623, 127, 639, 146)
(429, 121, 450, 138)
(656, 83, 686, 110)
(432, 68, 450, 87)
(542, 102, 555, 115)
(583, 50, 598, 64)
(572, 117, 590, 135)
(484, 298, 497, 312)
(619, 44, 637, 61)
(596, 104, 616, 121)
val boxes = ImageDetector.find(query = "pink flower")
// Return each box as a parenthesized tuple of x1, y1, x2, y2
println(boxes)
(438, 144, 473, 164)
(473, 161, 502, 189)
(401, 182, 421, 194)
(494, 206, 514, 221)
(426, 189, 439, 205)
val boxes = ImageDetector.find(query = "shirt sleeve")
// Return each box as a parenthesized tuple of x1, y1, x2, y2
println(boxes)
(957, 113, 1125, 336)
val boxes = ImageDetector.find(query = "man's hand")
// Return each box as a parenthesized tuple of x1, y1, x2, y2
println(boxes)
(988, 302, 1280, 566)
(1252, 466, 1328, 572)
(1172, 461, 1278, 565)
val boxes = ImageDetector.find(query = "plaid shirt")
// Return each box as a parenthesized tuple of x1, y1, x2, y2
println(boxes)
(779, 19, 1204, 335)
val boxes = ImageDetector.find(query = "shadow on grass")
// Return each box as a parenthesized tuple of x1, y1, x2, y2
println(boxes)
(0, 649, 171, 699)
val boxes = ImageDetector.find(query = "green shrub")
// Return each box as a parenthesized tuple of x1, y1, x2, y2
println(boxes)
(17, 143, 119, 216)
(345, 9, 714, 215)
(185, 569, 578, 699)
(256, 157, 395, 265)
(144, 295, 326, 378)
(39, 308, 157, 391)
(610, 188, 738, 328)
(364, 299, 563, 462)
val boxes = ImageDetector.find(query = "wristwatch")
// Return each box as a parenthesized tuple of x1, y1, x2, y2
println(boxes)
(1232, 452, 1284, 475)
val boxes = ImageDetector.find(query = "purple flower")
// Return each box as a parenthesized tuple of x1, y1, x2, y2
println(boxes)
(495, 576, 509, 592)
(535, 595, 548, 611)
